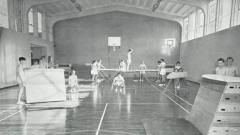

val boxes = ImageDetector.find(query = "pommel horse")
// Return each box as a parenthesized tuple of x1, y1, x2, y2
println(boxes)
(166, 71, 188, 94)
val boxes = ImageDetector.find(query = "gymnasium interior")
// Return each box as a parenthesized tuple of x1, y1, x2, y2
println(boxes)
(0, 0, 240, 135)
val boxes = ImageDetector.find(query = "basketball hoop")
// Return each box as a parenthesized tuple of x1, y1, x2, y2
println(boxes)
(108, 36, 121, 52)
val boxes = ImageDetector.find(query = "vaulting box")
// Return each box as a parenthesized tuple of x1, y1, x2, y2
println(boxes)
(25, 69, 66, 103)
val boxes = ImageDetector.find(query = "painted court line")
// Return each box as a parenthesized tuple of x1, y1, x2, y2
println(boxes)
(162, 92, 190, 114)
(0, 105, 18, 115)
(0, 109, 22, 122)
(109, 102, 170, 105)
(54, 130, 97, 134)
(162, 88, 192, 106)
(101, 130, 137, 135)
(148, 81, 193, 107)
(149, 83, 190, 114)
(96, 103, 108, 135)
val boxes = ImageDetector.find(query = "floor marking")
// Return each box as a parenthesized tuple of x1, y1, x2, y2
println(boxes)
(96, 103, 108, 135)
(109, 102, 170, 105)
(162, 92, 190, 114)
(146, 80, 190, 114)
(0, 109, 22, 122)
(0, 106, 18, 115)
(101, 130, 137, 135)
(0, 104, 17, 106)
(161, 88, 192, 106)
(54, 130, 97, 134)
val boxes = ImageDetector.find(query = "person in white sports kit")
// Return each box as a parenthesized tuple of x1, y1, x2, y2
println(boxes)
(112, 72, 125, 93)
(139, 61, 147, 82)
(127, 49, 133, 71)
(91, 60, 98, 82)
(69, 70, 78, 92)
(119, 59, 127, 72)
(17, 57, 27, 105)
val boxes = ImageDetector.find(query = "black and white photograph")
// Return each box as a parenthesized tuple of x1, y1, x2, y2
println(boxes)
(0, 0, 240, 134)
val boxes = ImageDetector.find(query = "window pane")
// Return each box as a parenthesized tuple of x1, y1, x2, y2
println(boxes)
(188, 12, 196, 40)
(28, 8, 34, 33)
(182, 17, 188, 42)
(217, 0, 232, 31)
(207, 0, 217, 34)
(196, 10, 204, 38)
(0, 0, 9, 28)
(238, 10, 240, 25)
(38, 12, 42, 33)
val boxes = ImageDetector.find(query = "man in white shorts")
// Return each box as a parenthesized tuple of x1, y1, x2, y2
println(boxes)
(127, 49, 133, 71)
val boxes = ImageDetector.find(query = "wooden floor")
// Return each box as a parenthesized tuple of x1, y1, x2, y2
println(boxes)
(0, 79, 202, 135)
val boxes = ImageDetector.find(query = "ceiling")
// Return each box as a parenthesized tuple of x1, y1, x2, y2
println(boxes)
(31, 0, 208, 24)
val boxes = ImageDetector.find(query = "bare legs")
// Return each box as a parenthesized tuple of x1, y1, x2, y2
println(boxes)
(92, 74, 98, 82)
(112, 83, 126, 94)
(127, 61, 131, 71)
(17, 84, 25, 104)
(139, 73, 144, 82)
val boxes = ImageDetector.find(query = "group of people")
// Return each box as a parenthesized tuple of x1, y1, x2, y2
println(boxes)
(16, 56, 55, 104)
(215, 57, 238, 77)
(117, 49, 134, 72)
(89, 46, 185, 92)
(17, 53, 238, 105)
(90, 59, 105, 82)
(31, 56, 49, 69)
(90, 49, 133, 92)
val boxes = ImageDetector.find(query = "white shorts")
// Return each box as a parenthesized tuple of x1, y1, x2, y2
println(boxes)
(140, 71, 145, 74)
(114, 82, 124, 87)
(160, 69, 166, 76)
(16, 76, 25, 86)
(91, 70, 98, 75)
(127, 60, 131, 64)
(119, 68, 126, 72)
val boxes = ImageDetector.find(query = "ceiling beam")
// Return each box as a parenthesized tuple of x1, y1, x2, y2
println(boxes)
(169, 4, 181, 13)
(49, 5, 183, 29)
(163, 2, 174, 12)
(177, 5, 190, 15)
(170, 0, 207, 8)
(169, 0, 207, 14)
(182, 7, 196, 17)
(24, 0, 61, 12)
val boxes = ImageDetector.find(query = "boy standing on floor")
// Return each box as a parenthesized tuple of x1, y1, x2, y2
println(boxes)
(156, 60, 162, 82)
(174, 61, 183, 89)
(127, 49, 133, 71)
(91, 60, 98, 82)
(69, 70, 79, 92)
(119, 59, 127, 72)
(139, 61, 147, 82)
(159, 59, 166, 86)
(17, 57, 27, 105)
(68, 70, 79, 100)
